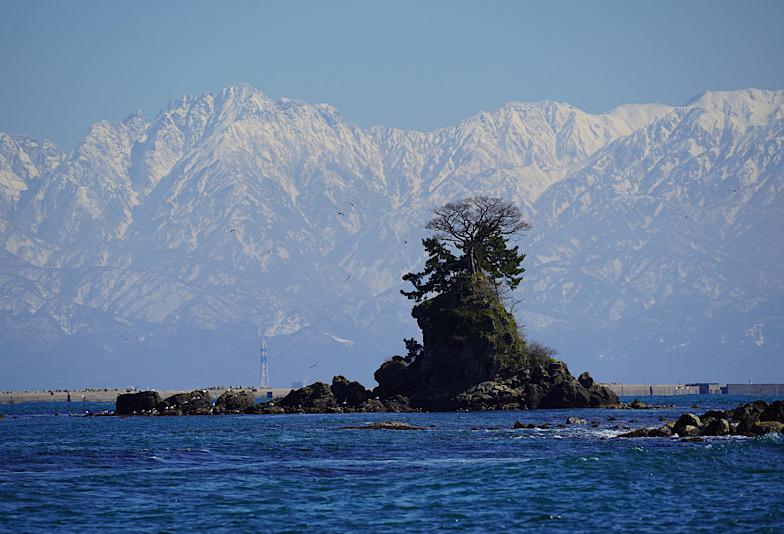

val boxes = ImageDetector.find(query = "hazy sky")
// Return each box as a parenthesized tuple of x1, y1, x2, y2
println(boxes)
(1, 0, 783, 150)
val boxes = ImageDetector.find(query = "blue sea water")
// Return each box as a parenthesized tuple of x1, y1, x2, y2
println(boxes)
(1, 395, 782, 532)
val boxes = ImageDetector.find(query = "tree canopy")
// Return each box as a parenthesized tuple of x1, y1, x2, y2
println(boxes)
(402, 196, 529, 302)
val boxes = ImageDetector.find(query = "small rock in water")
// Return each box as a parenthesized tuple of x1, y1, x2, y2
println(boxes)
(679, 425, 701, 437)
(702, 418, 730, 436)
(673, 413, 701, 435)
(513, 421, 536, 429)
(341, 421, 427, 430)
(751, 421, 784, 436)
(618, 428, 651, 438)
(680, 437, 705, 443)
(565, 416, 587, 425)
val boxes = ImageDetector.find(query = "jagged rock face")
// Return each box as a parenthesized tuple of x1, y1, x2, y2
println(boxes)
(406, 276, 528, 404)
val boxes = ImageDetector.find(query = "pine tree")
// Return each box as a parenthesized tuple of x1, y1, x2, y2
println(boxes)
(402, 196, 528, 302)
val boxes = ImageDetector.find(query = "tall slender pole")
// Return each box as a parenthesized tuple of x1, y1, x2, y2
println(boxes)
(260, 338, 270, 389)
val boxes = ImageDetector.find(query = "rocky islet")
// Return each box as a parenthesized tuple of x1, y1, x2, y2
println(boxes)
(617, 400, 784, 438)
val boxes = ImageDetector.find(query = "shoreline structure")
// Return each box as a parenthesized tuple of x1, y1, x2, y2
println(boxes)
(2, 383, 781, 405)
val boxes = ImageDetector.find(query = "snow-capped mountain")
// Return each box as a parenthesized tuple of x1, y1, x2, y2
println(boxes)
(0, 85, 781, 389)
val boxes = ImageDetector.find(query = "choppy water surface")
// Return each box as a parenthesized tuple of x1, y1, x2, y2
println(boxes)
(1, 395, 782, 532)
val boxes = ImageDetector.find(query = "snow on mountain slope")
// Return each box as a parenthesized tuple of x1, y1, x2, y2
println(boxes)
(0, 85, 780, 389)
(527, 88, 784, 381)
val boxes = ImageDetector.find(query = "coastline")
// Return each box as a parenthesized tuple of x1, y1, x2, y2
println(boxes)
(5, 383, 782, 404)
(0, 387, 293, 405)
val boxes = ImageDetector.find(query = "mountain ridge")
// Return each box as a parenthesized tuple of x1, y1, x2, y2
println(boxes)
(0, 85, 782, 389)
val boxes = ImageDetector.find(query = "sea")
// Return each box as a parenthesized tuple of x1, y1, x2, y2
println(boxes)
(1, 394, 782, 532)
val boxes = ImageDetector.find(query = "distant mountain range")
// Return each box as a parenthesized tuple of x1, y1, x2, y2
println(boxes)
(1, 84, 782, 389)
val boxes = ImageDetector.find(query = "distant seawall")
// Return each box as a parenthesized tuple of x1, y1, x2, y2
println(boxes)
(602, 383, 784, 396)
(724, 384, 784, 396)
(602, 384, 701, 396)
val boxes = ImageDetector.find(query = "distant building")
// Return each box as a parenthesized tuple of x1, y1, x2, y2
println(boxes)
(686, 383, 722, 395)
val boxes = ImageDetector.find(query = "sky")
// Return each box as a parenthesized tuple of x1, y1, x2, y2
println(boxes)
(1, 0, 784, 150)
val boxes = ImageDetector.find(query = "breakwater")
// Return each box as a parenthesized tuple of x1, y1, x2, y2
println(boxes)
(602, 383, 784, 396)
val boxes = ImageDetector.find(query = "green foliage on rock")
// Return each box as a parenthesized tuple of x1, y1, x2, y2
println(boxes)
(401, 196, 528, 302)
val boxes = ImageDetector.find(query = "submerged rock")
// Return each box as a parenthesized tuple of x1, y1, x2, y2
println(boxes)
(618, 428, 652, 438)
(342, 421, 428, 431)
(115, 391, 161, 415)
(513, 421, 536, 429)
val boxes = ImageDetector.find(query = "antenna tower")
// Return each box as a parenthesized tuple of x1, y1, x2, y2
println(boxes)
(259, 338, 270, 389)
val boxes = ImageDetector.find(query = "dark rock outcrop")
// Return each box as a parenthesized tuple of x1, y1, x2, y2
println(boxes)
(761, 400, 784, 422)
(540, 378, 591, 409)
(373, 276, 618, 411)
(673, 413, 701, 436)
(619, 400, 784, 438)
(356, 398, 386, 412)
(578, 372, 594, 389)
(279, 382, 338, 412)
(214, 391, 255, 414)
(157, 390, 212, 415)
(382, 395, 414, 412)
(115, 391, 161, 415)
(703, 418, 730, 436)
(331, 376, 370, 407)
(373, 357, 410, 398)
(751, 421, 784, 435)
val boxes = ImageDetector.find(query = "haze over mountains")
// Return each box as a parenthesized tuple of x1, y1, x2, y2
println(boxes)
(1, 84, 782, 389)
